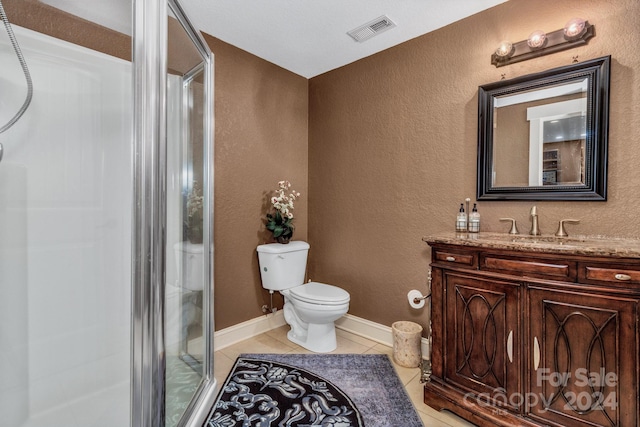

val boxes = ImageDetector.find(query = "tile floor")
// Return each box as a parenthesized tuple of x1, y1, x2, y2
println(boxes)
(214, 325, 476, 427)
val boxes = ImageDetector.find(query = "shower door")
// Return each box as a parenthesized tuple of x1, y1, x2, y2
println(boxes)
(132, 0, 216, 426)
(0, 0, 213, 425)
(164, 1, 215, 425)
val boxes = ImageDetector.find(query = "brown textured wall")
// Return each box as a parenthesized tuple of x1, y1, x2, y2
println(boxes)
(202, 35, 309, 329)
(308, 0, 640, 334)
(493, 102, 530, 187)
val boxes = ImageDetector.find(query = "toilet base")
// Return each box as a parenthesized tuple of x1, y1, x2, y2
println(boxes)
(286, 322, 337, 353)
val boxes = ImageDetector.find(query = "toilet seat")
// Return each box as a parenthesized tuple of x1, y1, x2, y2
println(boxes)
(288, 282, 350, 305)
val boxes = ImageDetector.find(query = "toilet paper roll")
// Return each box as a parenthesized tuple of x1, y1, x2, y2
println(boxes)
(408, 290, 425, 309)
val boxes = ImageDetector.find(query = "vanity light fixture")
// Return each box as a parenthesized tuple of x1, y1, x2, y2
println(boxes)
(495, 40, 513, 58)
(564, 17, 586, 38)
(491, 18, 594, 67)
(527, 30, 546, 48)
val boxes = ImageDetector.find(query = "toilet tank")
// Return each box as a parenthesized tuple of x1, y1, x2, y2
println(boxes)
(256, 241, 309, 291)
(174, 242, 204, 291)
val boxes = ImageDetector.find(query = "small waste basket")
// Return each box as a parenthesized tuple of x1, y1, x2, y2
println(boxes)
(392, 321, 423, 368)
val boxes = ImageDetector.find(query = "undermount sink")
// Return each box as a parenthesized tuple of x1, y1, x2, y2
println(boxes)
(481, 233, 589, 246)
(509, 235, 583, 242)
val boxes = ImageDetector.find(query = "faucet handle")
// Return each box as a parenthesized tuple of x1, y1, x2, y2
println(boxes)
(500, 218, 520, 235)
(555, 219, 580, 237)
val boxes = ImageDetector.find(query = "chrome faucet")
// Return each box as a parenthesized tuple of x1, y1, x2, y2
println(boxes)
(529, 206, 541, 236)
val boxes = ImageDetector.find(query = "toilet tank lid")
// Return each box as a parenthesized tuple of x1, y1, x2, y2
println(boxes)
(256, 241, 309, 254)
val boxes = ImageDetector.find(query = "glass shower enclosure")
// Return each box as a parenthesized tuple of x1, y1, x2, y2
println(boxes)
(0, 0, 215, 426)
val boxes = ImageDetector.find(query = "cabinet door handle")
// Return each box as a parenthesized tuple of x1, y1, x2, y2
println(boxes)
(533, 337, 540, 371)
(615, 273, 632, 281)
(445, 256, 456, 262)
(507, 330, 513, 363)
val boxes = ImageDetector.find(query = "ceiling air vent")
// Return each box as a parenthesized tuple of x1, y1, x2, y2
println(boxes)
(347, 15, 396, 43)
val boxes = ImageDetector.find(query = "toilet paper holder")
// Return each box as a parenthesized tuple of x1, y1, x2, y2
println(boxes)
(412, 293, 431, 304)
(412, 268, 432, 304)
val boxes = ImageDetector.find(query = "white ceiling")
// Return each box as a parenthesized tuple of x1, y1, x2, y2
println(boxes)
(40, 0, 508, 78)
(183, 0, 507, 78)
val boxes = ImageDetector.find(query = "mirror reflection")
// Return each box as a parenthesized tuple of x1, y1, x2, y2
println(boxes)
(492, 78, 587, 187)
(477, 56, 610, 201)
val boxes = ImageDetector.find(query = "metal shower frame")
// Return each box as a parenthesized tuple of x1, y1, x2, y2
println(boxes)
(132, 0, 216, 425)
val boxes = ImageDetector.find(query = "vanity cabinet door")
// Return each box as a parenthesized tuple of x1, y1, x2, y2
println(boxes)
(527, 286, 638, 427)
(444, 272, 522, 412)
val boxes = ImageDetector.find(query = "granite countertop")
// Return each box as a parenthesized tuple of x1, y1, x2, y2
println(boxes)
(422, 232, 640, 258)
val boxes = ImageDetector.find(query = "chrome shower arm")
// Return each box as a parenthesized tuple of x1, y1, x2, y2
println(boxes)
(0, 0, 33, 136)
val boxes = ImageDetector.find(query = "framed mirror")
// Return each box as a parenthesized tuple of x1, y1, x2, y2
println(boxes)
(477, 56, 610, 200)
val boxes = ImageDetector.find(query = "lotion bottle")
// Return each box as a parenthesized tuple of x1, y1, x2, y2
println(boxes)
(469, 203, 480, 233)
(456, 204, 467, 232)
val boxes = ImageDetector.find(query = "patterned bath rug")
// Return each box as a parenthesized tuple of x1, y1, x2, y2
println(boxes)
(204, 353, 424, 427)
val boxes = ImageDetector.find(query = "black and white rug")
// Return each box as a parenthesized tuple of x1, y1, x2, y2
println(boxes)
(204, 353, 424, 427)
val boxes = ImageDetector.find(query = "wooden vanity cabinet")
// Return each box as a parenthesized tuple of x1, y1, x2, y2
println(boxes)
(443, 272, 522, 413)
(526, 286, 637, 427)
(424, 241, 640, 427)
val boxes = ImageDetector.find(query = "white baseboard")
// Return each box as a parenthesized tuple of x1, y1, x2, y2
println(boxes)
(214, 310, 286, 351)
(335, 314, 430, 359)
(214, 311, 430, 358)
(335, 314, 395, 346)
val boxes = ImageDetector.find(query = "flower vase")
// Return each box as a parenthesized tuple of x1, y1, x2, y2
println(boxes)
(187, 227, 203, 244)
(276, 236, 291, 244)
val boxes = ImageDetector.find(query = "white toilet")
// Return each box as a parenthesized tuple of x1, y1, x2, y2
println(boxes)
(173, 242, 204, 291)
(256, 241, 350, 353)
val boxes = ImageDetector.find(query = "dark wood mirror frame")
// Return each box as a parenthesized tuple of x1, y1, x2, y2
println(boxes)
(477, 56, 610, 201)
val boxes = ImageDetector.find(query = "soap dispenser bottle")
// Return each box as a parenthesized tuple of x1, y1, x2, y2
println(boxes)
(469, 203, 480, 233)
(456, 204, 467, 232)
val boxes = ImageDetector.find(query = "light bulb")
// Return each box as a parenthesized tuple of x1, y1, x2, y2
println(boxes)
(495, 40, 513, 57)
(527, 30, 546, 48)
(564, 18, 586, 38)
